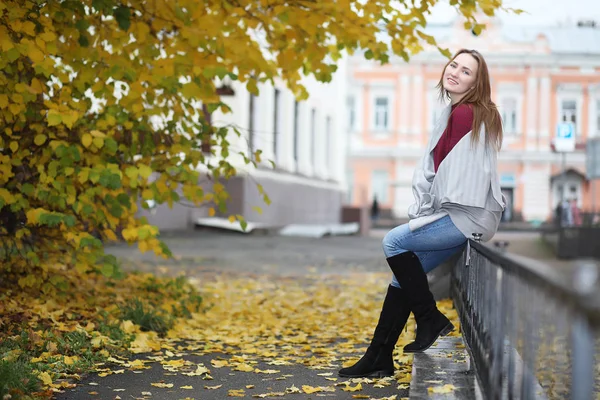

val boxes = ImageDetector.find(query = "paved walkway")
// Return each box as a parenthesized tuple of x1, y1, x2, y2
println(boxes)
(57, 231, 409, 400)
(54, 229, 588, 400)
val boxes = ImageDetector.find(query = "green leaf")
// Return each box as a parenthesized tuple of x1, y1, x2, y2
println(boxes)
(91, 0, 114, 13)
(104, 138, 118, 154)
(6, 48, 19, 62)
(39, 213, 63, 227)
(117, 193, 131, 207)
(21, 183, 34, 196)
(138, 164, 152, 179)
(49, 275, 68, 290)
(278, 11, 289, 23)
(75, 19, 91, 31)
(100, 263, 114, 277)
(109, 204, 123, 217)
(113, 5, 131, 31)
(125, 166, 138, 180)
(78, 33, 90, 47)
(159, 241, 172, 257)
(82, 204, 94, 216)
(63, 215, 76, 227)
(47, 112, 62, 126)
(138, 226, 150, 240)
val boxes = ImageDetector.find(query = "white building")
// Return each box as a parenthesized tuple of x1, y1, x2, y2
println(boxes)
(139, 59, 349, 230)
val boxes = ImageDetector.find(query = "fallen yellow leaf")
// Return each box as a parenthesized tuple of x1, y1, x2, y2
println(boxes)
(38, 372, 52, 386)
(211, 359, 229, 368)
(151, 382, 174, 388)
(285, 385, 301, 394)
(228, 389, 245, 397)
(234, 363, 254, 372)
(342, 383, 362, 392)
(254, 368, 280, 374)
(302, 385, 322, 394)
(428, 384, 457, 394)
(205, 385, 223, 389)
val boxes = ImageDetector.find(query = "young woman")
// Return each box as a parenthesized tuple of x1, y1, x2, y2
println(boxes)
(339, 49, 505, 378)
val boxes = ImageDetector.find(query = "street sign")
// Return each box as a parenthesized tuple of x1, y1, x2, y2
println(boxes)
(554, 122, 576, 152)
(586, 138, 600, 179)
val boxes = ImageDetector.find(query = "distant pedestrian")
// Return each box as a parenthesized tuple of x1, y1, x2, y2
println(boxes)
(370, 196, 380, 221)
(570, 198, 582, 226)
(555, 203, 563, 227)
(339, 49, 505, 378)
(561, 199, 573, 227)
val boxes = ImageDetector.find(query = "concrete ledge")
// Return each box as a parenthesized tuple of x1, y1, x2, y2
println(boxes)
(409, 337, 477, 399)
(279, 223, 360, 238)
(195, 217, 280, 234)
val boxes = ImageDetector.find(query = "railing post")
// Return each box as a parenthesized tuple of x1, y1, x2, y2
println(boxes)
(466, 233, 483, 268)
(571, 261, 598, 400)
(571, 315, 594, 400)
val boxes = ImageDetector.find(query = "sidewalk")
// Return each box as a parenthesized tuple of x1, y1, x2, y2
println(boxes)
(56, 232, 416, 400)
(54, 230, 581, 400)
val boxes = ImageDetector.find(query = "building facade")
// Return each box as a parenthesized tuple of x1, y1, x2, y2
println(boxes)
(345, 17, 600, 223)
(139, 59, 348, 230)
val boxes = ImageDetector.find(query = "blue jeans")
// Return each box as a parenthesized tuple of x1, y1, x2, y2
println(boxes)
(382, 215, 467, 288)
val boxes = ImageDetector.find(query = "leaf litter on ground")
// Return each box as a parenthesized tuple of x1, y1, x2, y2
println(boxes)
(1, 267, 461, 398)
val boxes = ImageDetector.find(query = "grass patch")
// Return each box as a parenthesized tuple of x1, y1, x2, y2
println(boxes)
(0, 358, 40, 399)
(0, 269, 204, 398)
(120, 299, 172, 335)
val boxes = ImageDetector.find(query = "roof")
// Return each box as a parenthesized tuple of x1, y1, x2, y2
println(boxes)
(502, 25, 600, 54)
(420, 18, 600, 56)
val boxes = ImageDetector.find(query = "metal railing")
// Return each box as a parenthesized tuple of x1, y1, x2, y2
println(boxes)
(451, 238, 600, 399)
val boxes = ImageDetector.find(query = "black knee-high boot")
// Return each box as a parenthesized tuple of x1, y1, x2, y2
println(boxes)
(338, 285, 411, 378)
(386, 252, 454, 353)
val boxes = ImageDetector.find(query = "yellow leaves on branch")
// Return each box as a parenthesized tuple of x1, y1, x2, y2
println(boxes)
(0, 0, 510, 288)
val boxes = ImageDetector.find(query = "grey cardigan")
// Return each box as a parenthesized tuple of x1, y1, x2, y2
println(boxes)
(407, 105, 505, 236)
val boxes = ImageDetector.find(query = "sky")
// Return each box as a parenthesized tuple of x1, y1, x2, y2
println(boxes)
(427, 0, 600, 26)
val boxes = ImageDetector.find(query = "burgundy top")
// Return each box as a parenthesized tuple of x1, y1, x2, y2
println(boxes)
(433, 104, 474, 172)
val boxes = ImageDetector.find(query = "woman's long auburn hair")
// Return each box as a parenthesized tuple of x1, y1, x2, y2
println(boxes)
(436, 49, 503, 150)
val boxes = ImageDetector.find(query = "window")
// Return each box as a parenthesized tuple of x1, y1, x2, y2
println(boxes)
(374, 97, 389, 131)
(293, 100, 299, 162)
(501, 97, 518, 134)
(371, 170, 389, 203)
(248, 94, 257, 156)
(560, 99, 577, 134)
(346, 170, 354, 203)
(310, 108, 316, 167)
(325, 115, 331, 173)
(347, 96, 356, 132)
(273, 88, 281, 161)
(595, 99, 600, 136)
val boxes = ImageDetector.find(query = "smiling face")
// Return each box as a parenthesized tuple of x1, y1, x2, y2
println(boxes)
(442, 53, 479, 104)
